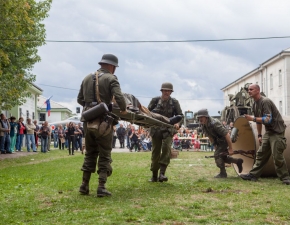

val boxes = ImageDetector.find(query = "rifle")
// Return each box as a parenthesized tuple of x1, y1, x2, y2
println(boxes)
(205, 150, 255, 159)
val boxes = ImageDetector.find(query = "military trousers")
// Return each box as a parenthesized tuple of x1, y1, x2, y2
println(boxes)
(214, 142, 238, 169)
(150, 134, 172, 171)
(81, 127, 113, 183)
(250, 131, 290, 180)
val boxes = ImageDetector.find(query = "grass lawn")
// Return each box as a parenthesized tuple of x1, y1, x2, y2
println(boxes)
(0, 150, 289, 225)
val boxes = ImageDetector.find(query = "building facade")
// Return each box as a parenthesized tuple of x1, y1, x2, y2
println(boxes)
(221, 48, 290, 116)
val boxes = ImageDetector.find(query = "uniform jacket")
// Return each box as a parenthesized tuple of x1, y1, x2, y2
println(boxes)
(77, 68, 127, 120)
(148, 96, 183, 137)
(201, 117, 228, 145)
(0, 119, 11, 136)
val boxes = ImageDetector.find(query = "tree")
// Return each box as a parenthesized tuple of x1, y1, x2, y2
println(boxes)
(0, 0, 52, 110)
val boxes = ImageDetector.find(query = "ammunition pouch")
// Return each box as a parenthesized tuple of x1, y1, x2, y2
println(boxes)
(82, 102, 109, 122)
(87, 114, 114, 137)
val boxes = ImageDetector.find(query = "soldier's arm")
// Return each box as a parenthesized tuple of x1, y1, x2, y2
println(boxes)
(77, 81, 85, 107)
(110, 77, 127, 111)
(148, 98, 158, 111)
(174, 99, 184, 125)
(225, 133, 234, 155)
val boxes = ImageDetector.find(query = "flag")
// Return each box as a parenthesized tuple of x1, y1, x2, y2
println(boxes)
(44, 96, 52, 117)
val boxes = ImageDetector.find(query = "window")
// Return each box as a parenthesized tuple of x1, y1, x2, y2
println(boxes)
(270, 74, 273, 90)
(26, 110, 29, 119)
(32, 112, 35, 119)
(279, 101, 283, 114)
(39, 113, 46, 121)
(279, 70, 282, 86)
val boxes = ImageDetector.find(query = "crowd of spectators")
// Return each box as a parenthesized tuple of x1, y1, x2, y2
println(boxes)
(0, 113, 85, 155)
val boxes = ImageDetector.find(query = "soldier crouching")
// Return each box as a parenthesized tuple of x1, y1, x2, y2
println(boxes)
(197, 109, 243, 178)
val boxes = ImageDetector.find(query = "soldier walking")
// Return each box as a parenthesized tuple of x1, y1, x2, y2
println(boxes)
(148, 82, 183, 182)
(77, 54, 127, 197)
(240, 84, 290, 185)
(197, 109, 243, 178)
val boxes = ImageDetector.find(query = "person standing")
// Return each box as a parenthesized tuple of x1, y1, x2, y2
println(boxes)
(0, 114, 11, 154)
(240, 84, 290, 185)
(66, 122, 76, 155)
(147, 82, 183, 182)
(197, 108, 244, 178)
(116, 124, 126, 148)
(16, 117, 26, 152)
(125, 124, 132, 149)
(39, 121, 50, 153)
(53, 126, 59, 149)
(25, 118, 37, 152)
(9, 117, 18, 153)
(33, 120, 40, 149)
(57, 125, 65, 150)
(112, 126, 117, 148)
(77, 53, 127, 197)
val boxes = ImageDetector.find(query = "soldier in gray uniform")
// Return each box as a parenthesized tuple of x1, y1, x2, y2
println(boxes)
(197, 109, 243, 178)
(77, 54, 127, 197)
(148, 82, 183, 182)
(241, 84, 290, 185)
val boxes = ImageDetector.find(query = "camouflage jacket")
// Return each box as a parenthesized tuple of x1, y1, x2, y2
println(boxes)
(201, 117, 228, 145)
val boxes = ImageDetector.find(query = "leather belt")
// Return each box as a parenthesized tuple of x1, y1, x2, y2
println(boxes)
(85, 102, 98, 107)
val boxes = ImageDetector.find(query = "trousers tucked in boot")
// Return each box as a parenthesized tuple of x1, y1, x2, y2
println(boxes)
(149, 171, 158, 182)
(159, 164, 168, 182)
(97, 181, 112, 197)
(214, 168, 227, 178)
(79, 171, 91, 195)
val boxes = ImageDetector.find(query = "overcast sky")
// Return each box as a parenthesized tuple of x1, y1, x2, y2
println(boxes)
(33, 0, 290, 116)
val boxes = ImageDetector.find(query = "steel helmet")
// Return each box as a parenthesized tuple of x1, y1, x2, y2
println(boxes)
(160, 82, 174, 92)
(98, 54, 119, 67)
(196, 109, 209, 118)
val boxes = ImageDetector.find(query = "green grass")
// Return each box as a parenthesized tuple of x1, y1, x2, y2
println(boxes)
(0, 150, 290, 224)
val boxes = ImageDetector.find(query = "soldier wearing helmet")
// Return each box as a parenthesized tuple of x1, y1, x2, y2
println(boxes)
(147, 82, 183, 182)
(77, 54, 127, 197)
(197, 108, 243, 178)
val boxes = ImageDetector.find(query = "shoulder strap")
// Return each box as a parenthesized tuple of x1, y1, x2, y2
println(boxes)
(95, 72, 102, 103)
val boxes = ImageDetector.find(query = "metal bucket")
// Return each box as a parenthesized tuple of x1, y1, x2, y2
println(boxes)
(231, 116, 290, 177)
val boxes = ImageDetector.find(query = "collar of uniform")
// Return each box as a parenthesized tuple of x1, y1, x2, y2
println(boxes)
(160, 96, 171, 102)
(98, 68, 111, 74)
(205, 117, 213, 127)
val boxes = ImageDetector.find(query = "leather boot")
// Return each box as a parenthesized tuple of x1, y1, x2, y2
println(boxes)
(97, 182, 112, 197)
(79, 171, 91, 195)
(159, 164, 168, 182)
(148, 171, 158, 182)
(229, 157, 244, 173)
(214, 168, 227, 178)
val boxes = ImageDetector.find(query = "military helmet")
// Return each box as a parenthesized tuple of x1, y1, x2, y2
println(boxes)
(160, 82, 174, 92)
(196, 108, 209, 118)
(98, 54, 119, 67)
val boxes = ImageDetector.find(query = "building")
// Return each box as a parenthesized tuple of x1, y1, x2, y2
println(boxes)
(37, 95, 72, 123)
(7, 83, 43, 120)
(221, 47, 290, 116)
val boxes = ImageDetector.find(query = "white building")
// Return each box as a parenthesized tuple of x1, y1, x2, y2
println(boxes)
(221, 47, 290, 116)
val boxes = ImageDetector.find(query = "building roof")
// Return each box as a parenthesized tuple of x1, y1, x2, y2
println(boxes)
(37, 95, 72, 112)
(221, 47, 290, 90)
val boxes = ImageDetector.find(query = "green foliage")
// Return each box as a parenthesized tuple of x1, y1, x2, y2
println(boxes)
(1, 150, 290, 224)
(0, 0, 52, 110)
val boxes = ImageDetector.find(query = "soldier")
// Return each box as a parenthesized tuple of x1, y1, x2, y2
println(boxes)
(148, 82, 183, 182)
(197, 109, 243, 178)
(240, 84, 290, 185)
(77, 54, 127, 197)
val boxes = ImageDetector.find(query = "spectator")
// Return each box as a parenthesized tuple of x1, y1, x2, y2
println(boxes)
(9, 116, 18, 153)
(129, 127, 140, 152)
(116, 124, 126, 148)
(25, 118, 36, 152)
(143, 131, 152, 151)
(125, 124, 131, 149)
(39, 121, 50, 153)
(33, 120, 40, 149)
(47, 124, 52, 151)
(66, 122, 75, 155)
(53, 126, 59, 148)
(74, 124, 83, 151)
(0, 114, 11, 154)
(16, 117, 26, 152)
(57, 125, 65, 150)
(64, 123, 69, 149)
(112, 126, 117, 148)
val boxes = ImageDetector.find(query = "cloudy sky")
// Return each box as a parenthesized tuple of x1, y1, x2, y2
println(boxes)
(33, 0, 290, 116)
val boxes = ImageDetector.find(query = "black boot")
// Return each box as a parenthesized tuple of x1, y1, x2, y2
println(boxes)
(214, 168, 227, 178)
(97, 182, 112, 197)
(79, 171, 91, 195)
(159, 164, 168, 182)
(236, 158, 243, 173)
(169, 115, 183, 125)
(149, 171, 158, 182)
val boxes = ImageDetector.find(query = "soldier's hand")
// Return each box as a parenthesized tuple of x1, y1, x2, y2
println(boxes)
(244, 114, 254, 121)
(258, 136, 262, 146)
(228, 148, 234, 155)
(120, 110, 127, 115)
(173, 124, 179, 129)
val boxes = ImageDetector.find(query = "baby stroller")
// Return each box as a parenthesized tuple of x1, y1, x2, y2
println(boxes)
(172, 139, 182, 151)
